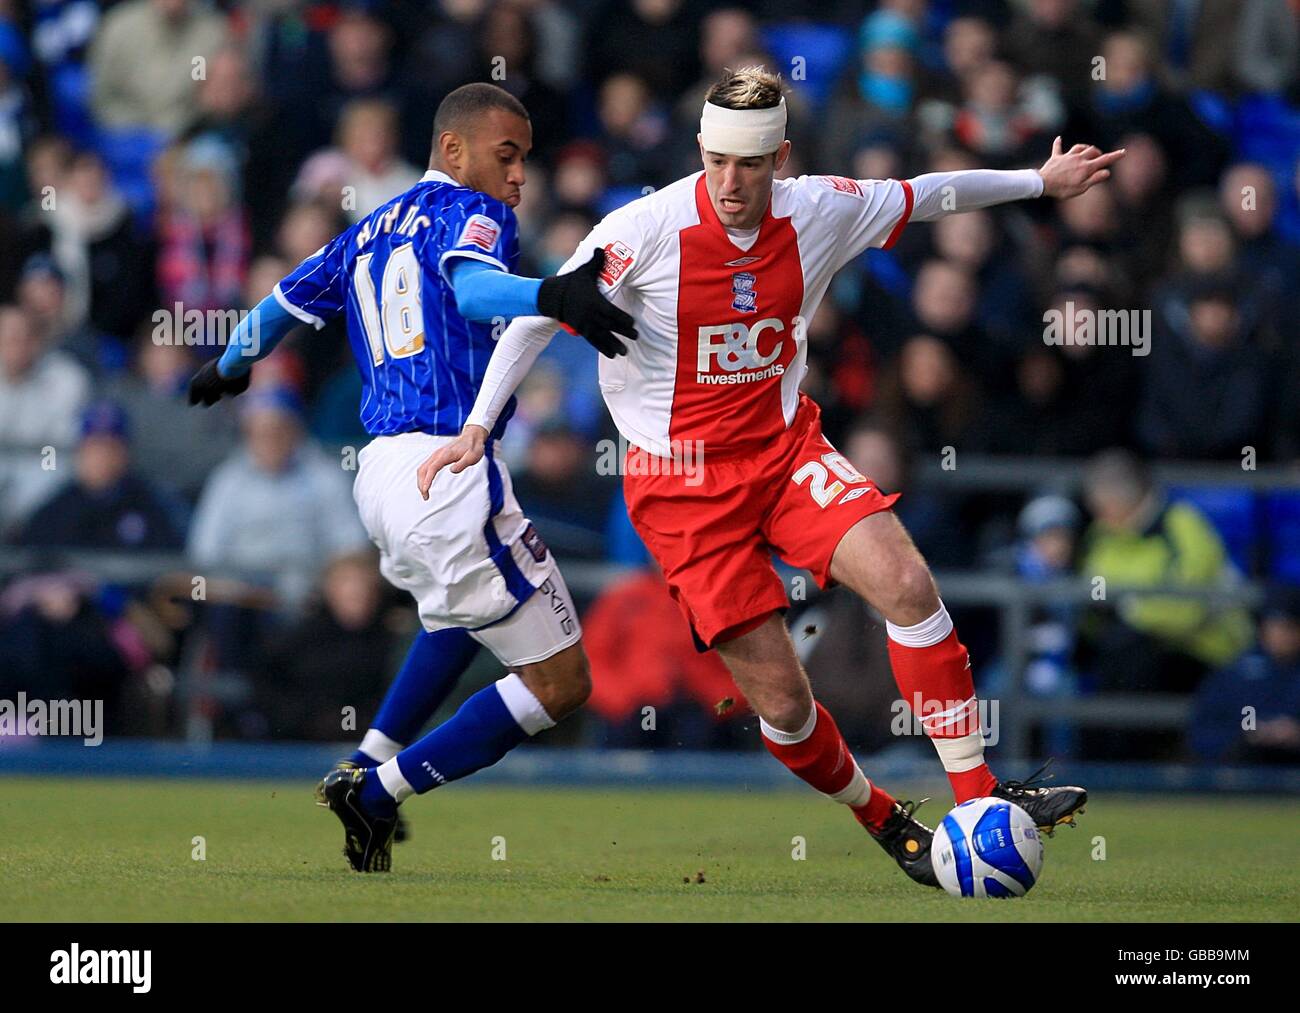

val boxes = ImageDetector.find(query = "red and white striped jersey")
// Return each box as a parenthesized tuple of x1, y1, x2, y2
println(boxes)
(467, 166, 1040, 452)
(556, 171, 914, 458)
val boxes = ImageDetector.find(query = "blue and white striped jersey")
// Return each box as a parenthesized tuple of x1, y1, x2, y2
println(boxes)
(272, 170, 521, 437)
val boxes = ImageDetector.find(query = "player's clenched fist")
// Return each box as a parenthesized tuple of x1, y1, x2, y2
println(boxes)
(188, 359, 251, 406)
(417, 424, 488, 500)
(537, 248, 639, 358)
(1037, 136, 1126, 200)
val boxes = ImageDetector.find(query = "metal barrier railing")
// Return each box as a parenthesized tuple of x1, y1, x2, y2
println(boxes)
(932, 573, 1262, 758)
(0, 546, 1263, 757)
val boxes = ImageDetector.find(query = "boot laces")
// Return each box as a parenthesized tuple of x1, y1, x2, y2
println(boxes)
(1000, 758, 1057, 796)
(878, 797, 932, 840)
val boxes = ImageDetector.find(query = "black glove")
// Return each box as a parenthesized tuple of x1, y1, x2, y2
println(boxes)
(188, 359, 251, 406)
(537, 248, 639, 358)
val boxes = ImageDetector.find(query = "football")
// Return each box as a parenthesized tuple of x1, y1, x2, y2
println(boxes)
(931, 797, 1045, 898)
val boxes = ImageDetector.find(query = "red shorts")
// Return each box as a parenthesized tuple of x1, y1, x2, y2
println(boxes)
(624, 395, 900, 649)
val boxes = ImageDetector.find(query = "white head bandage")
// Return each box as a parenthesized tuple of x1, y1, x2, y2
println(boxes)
(699, 97, 787, 156)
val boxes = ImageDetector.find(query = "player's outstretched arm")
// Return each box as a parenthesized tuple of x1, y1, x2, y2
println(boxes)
(535, 248, 639, 358)
(449, 249, 638, 358)
(1036, 136, 1126, 199)
(187, 294, 299, 406)
(187, 357, 251, 406)
(900, 139, 1125, 225)
(420, 239, 646, 499)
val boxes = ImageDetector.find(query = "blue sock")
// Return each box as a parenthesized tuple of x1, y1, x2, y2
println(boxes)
(350, 628, 479, 766)
(361, 674, 554, 809)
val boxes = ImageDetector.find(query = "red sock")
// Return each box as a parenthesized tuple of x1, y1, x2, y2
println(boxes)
(850, 786, 899, 834)
(887, 611, 998, 804)
(760, 701, 897, 832)
(944, 757, 998, 803)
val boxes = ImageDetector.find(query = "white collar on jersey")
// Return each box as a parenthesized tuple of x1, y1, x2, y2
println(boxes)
(421, 169, 458, 186)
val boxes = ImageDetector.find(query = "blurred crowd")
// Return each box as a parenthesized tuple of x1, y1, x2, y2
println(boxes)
(1, 0, 1299, 763)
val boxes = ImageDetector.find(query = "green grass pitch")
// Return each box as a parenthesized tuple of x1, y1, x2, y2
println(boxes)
(2, 777, 1297, 921)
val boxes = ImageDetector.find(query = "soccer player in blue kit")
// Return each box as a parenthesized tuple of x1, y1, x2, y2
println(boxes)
(188, 83, 637, 871)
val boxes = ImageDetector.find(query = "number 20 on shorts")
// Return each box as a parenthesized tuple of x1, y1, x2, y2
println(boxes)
(792, 452, 870, 508)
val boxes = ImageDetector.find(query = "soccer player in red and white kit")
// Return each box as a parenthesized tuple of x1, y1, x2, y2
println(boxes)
(418, 68, 1125, 887)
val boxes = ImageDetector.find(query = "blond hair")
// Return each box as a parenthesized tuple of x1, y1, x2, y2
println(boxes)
(704, 66, 785, 111)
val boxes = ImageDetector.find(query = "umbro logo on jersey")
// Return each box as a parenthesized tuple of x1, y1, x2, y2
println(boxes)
(723, 255, 762, 267)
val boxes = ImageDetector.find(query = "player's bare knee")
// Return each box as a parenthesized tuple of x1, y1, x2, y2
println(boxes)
(895, 559, 939, 617)
(521, 646, 590, 720)
(871, 556, 939, 625)
(562, 650, 593, 711)
(756, 687, 814, 733)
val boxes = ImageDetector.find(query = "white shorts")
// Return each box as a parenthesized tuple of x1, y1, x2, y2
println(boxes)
(352, 432, 582, 667)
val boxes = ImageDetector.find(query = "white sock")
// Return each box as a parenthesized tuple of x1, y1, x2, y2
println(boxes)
(495, 672, 555, 736)
(376, 757, 414, 802)
(359, 728, 403, 763)
(758, 706, 817, 745)
(760, 707, 872, 807)
(885, 601, 953, 648)
(932, 731, 986, 773)
(885, 601, 985, 773)
(826, 765, 873, 807)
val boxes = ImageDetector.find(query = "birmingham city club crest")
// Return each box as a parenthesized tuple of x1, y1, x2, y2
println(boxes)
(731, 272, 757, 314)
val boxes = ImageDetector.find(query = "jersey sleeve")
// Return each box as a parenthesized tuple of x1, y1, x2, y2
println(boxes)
(434, 192, 520, 283)
(806, 169, 1044, 270)
(796, 174, 915, 271)
(273, 227, 355, 330)
(553, 208, 647, 311)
